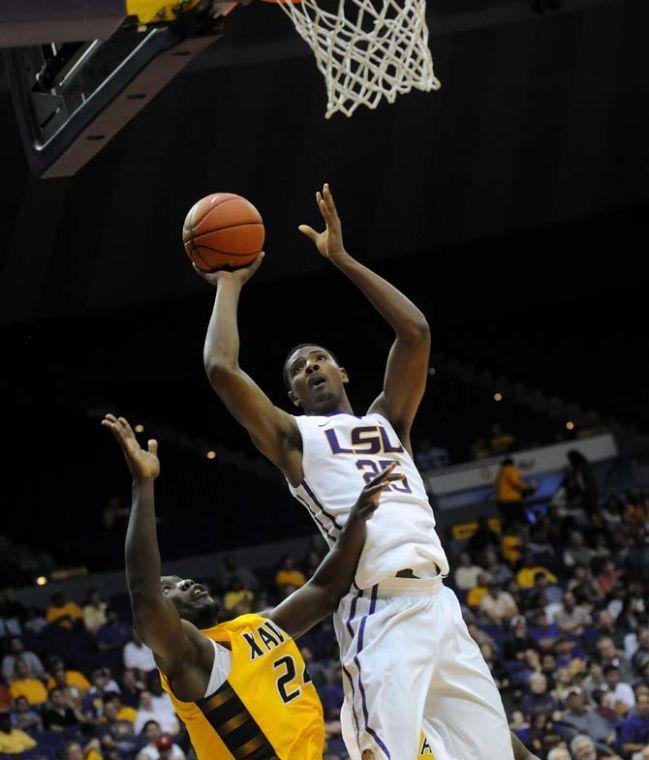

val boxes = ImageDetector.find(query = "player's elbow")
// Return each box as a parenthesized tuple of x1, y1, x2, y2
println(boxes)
(400, 317, 431, 345)
(205, 358, 238, 389)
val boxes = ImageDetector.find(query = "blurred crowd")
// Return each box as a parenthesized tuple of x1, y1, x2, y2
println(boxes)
(1, 485, 648, 760)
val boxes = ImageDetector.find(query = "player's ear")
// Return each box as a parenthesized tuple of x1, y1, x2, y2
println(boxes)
(288, 390, 301, 408)
(340, 367, 349, 385)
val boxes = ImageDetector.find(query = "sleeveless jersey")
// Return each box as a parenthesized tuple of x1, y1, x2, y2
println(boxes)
(159, 614, 324, 759)
(289, 412, 449, 588)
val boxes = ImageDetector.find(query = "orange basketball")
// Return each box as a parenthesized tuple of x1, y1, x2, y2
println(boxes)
(182, 193, 265, 272)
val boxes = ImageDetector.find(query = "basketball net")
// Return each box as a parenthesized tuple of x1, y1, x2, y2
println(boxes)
(272, 0, 440, 118)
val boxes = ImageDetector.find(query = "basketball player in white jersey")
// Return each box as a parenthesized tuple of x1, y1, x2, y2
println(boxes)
(195, 184, 532, 760)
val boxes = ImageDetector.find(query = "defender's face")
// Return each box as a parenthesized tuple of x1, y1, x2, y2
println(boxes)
(286, 346, 347, 412)
(160, 576, 219, 625)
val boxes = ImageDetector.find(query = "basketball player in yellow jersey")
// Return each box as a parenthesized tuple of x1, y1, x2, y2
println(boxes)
(102, 413, 401, 760)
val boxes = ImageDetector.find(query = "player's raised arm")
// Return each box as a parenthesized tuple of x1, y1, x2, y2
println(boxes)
(101, 415, 212, 698)
(299, 184, 430, 450)
(267, 464, 400, 639)
(195, 259, 303, 484)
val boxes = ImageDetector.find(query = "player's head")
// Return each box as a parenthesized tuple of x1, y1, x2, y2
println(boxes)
(160, 576, 219, 629)
(283, 343, 349, 415)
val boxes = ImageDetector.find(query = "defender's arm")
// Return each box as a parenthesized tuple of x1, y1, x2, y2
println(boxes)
(198, 260, 302, 481)
(102, 415, 212, 694)
(299, 185, 430, 448)
(268, 464, 399, 639)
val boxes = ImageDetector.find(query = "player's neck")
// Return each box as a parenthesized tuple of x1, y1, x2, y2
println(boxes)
(304, 394, 353, 417)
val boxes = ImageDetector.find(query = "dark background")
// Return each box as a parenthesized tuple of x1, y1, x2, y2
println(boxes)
(1, 0, 648, 579)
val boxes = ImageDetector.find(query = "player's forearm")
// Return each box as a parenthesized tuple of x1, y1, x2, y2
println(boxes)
(203, 279, 243, 378)
(125, 479, 161, 600)
(310, 515, 366, 599)
(332, 252, 429, 340)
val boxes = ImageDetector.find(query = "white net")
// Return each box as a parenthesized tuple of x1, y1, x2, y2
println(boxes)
(273, 0, 440, 118)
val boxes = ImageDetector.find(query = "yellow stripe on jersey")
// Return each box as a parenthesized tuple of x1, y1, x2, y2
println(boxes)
(160, 613, 324, 759)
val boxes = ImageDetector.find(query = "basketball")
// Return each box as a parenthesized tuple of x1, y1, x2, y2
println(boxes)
(182, 193, 265, 273)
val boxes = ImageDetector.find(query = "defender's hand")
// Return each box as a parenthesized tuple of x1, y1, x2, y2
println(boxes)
(349, 462, 402, 522)
(102, 414, 160, 482)
(193, 252, 265, 287)
(298, 183, 346, 261)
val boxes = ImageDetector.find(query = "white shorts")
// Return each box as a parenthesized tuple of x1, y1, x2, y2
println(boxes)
(333, 576, 514, 760)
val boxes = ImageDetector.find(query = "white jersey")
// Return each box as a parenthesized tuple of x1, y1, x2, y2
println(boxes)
(288, 411, 449, 589)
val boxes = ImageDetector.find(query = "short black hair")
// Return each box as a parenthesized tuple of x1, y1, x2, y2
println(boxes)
(282, 343, 340, 390)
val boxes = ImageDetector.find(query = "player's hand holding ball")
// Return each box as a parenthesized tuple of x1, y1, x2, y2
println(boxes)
(183, 192, 265, 285)
(299, 182, 346, 262)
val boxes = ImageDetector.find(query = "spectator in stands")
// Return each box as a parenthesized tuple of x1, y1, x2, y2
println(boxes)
(222, 575, 254, 616)
(489, 424, 516, 455)
(454, 551, 484, 591)
(517, 554, 558, 589)
(555, 591, 593, 636)
(521, 673, 557, 718)
(9, 659, 47, 705)
(563, 532, 594, 569)
(42, 687, 87, 730)
(123, 632, 156, 673)
(632, 629, 649, 675)
(275, 555, 307, 590)
(97, 693, 138, 756)
(46, 592, 83, 629)
(597, 637, 635, 683)
(84, 668, 121, 718)
(568, 564, 602, 606)
(120, 668, 144, 708)
(602, 665, 635, 713)
(64, 739, 103, 760)
(546, 748, 571, 760)
(468, 621, 496, 649)
(504, 616, 537, 660)
(1, 636, 44, 681)
(47, 657, 91, 697)
(0, 712, 37, 755)
(596, 560, 623, 597)
(561, 688, 616, 748)
(10, 695, 43, 733)
(467, 517, 500, 556)
(563, 451, 600, 512)
(137, 722, 185, 760)
(134, 690, 179, 736)
(483, 545, 513, 586)
(619, 692, 649, 756)
(0, 589, 26, 635)
(146, 674, 178, 734)
(154, 734, 186, 760)
(479, 578, 519, 625)
(83, 588, 108, 635)
(496, 458, 535, 525)
(23, 606, 47, 636)
(467, 572, 491, 609)
(96, 608, 131, 652)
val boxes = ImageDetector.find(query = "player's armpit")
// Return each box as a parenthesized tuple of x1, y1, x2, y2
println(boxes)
(131, 595, 213, 700)
(206, 366, 302, 481)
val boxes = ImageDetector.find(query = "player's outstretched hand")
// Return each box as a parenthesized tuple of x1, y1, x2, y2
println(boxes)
(298, 183, 346, 261)
(192, 252, 265, 287)
(102, 414, 160, 482)
(349, 462, 402, 522)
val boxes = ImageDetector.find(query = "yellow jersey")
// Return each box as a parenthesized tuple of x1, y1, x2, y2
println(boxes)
(160, 613, 324, 759)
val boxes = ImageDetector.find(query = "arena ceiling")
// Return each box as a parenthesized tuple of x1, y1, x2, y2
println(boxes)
(0, 0, 647, 326)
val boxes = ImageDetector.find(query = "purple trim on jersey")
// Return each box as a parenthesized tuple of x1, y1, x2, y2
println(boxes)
(301, 479, 344, 530)
(353, 585, 390, 758)
(294, 491, 336, 543)
(343, 590, 364, 744)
